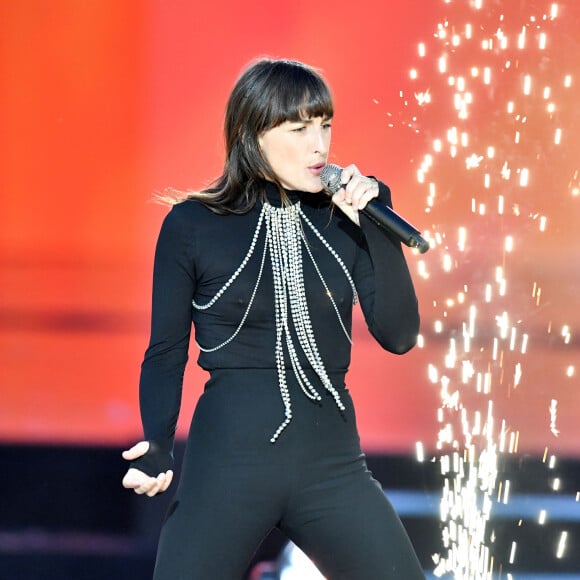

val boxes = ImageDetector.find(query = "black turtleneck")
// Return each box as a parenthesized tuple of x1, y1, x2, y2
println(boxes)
(137, 181, 419, 467)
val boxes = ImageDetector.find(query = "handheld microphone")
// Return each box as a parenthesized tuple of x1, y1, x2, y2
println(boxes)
(320, 164, 430, 254)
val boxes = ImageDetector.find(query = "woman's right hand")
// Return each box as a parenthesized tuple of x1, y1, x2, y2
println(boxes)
(122, 441, 174, 497)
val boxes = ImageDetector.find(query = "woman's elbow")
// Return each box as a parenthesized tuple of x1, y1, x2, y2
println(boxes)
(372, 313, 420, 355)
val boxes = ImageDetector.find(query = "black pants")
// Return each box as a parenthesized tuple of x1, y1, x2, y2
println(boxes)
(153, 370, 425, 579)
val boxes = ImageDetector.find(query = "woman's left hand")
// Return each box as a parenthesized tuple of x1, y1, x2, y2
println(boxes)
(330, 164, 379, 226)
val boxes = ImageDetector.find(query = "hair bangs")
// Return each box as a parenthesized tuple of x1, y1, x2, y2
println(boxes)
(265, 64, 333, 129)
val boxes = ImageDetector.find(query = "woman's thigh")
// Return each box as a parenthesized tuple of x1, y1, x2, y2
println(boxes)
(281, 466, 425, 580)
(153, 454, 285, 580)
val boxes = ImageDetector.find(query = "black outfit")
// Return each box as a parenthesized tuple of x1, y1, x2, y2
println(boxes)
(134, 182, 424, 579)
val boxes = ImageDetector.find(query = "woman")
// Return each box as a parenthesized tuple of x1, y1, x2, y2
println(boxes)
(122, 57, 424, 579)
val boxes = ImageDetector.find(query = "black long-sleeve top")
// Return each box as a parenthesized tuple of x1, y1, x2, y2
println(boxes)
(138, 181, 419, 468)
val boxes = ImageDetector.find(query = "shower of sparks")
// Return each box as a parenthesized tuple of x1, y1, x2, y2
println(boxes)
(406, 0, 578, 577)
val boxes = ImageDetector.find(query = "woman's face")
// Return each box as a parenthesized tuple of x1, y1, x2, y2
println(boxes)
(258, 116, 332, 192)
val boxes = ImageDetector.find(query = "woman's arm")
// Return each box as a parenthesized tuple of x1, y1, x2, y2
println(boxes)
(331, 165, 419, 353)
(122, 203, 196, 493)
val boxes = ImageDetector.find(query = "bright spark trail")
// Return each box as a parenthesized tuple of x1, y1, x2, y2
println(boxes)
(399, 1, 580, 577)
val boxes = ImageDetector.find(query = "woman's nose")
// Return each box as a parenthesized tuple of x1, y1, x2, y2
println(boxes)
(312, 128, 329, 154)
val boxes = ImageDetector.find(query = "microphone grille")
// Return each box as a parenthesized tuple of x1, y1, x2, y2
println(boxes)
(320, 164, 343, 194)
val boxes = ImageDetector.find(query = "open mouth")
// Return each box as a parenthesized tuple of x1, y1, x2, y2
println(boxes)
(308, 163, 325, 175)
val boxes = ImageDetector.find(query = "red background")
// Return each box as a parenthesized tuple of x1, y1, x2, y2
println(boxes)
(1, 0, 578, 457)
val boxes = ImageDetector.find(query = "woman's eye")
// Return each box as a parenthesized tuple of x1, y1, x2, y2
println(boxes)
(292, 126, 306, 132)
(322, 122, 332, 130)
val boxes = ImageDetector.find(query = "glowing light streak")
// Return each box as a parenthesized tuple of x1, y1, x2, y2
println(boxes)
(501, 162, 511, 179)
(509, 327, 517, 351)
(497, 195, 504, 214)
(509, 541, 517, 564)
(483, 67, 491, 84)
(556, 531, 568, 559)
(503, 479, 511, 504)
(520, 334, 528, 354)
(429, 364, 439, 383)
(523, 74, 532, 94)
(518, 26, 526, 49)
(514, 363, 522, 386)
(539, 32, 547, 50)
(416, 441, 425, 462)
(538, 509, 547, 524)
(498, 278, 506, 296)
(445, 338, 457, 368)
(511, 431, 520, 453)
(468, 305, 476, 338)
(417, 259, 429, 280)
(539, 215, 547, 231)
(550, 400, 560, 436)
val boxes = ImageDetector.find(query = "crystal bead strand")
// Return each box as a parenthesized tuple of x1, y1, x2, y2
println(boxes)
(299, 208, 358, 304)
(268, 205, 293, 442)
(300, 234, 353, 346)
(196, 210, 270, 353)
(192, 207, 266, 310)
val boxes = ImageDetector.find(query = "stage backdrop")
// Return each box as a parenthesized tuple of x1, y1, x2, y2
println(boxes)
(1, 0, 578, 457)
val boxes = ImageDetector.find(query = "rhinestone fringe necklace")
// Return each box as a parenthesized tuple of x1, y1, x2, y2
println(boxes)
(193, 201, 358, 442)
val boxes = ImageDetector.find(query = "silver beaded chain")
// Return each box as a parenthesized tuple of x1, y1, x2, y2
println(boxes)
(193, 200, 357, 442)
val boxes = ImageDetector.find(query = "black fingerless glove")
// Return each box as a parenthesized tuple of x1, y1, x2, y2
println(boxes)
(130, 441, 174, 477)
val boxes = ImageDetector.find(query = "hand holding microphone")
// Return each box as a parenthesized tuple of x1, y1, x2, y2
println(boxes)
(320, 164, 429, 254)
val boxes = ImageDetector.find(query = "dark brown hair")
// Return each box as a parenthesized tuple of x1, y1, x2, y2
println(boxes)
(182, 58, 334, 213)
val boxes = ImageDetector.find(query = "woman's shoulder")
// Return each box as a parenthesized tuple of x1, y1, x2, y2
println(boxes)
(168, 197, 214, 217)
(161, 197, 258, 239)
(161, 197, 222, 229)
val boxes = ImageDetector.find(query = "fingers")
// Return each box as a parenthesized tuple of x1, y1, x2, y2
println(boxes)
(122, 467, 174, 497)
(121, 440, 150, 461)
(121, 442, 173, 497)
(339, 165, 379, 211)
(331, 164, 379, 225)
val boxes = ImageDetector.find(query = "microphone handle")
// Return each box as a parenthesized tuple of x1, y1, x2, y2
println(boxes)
(361, 201, 430, 254)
